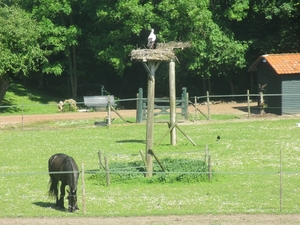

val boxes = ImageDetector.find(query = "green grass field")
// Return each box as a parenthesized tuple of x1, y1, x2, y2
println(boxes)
(1, 117, 300, 217)
(1, 83, 300, 218)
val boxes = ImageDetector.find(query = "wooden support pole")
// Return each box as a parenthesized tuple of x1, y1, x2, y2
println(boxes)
(144, 61, 160, 177)
(146, 68, 154, 177)
(110, 105, 127, 123)
(189, 101, 209, 120)
(139, 150, 148, 174)
(149, 149, 165, 172)
(81, 163, 86, 215)
(169, 59, 177, 146)
(176, 124, 197, 146)
(156, 122, 179, 146)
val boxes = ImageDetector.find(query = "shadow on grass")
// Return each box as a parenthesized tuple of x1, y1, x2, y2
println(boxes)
(116, 140, 145, 144)
(32, 201, 67, 212)
(232, 106, 261, 114)
(1, 82, 61, 114)
(32, 201, 54, 208)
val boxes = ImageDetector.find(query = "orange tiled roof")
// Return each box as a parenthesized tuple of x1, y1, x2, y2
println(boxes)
(248, 53, 300, 74)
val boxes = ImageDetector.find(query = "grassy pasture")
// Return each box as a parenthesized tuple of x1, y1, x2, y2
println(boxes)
(1, 117, 300, 218)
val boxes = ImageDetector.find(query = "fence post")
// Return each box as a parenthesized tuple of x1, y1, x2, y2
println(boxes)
(206, 91, 210, 120)
(81, 163, 86, 215)
(208, 155, 212, 181)
(194, 96, 197, 121)
(136, 88, 143, 123)
(181, 87, 187, 119)
(280, 147, 283, 212)
(107, 95, 111, 126)
(97, 151, 105, 170)
(22, 100, 24, 129)
(259, 92, 265, 115)
(143, 102, 147, 120)
(247, 90, 250, 119)
(181, 87, 189, 120)
(205, 144, 208, 164)
(185, 92, 189, 120)
(104, 156, 110, 186)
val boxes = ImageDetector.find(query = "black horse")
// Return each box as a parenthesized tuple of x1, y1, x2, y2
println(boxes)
(48, 153, 79, 212)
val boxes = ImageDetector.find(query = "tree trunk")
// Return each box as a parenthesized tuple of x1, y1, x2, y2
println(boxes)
(68, 45, 78, 99)
(202, 78, 206, 95)
(69, 15, 77, 99)
(208, 77, 212, 94)
(229, 79, 235, 96)
(0, 76, 9, 104)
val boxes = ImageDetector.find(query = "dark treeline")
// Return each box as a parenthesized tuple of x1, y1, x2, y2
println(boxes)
(0, 1, 299, 107)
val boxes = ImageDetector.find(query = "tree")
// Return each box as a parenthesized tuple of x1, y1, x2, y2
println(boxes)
(0, 5, 46, 103)
(209, 0, 300, 93)
(85, 0, 248, 95)
(29, 0, 82, 98)
(82, 0, 157, 75)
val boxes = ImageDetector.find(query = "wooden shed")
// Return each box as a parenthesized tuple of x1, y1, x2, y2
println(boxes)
(248, 53, 300, 115)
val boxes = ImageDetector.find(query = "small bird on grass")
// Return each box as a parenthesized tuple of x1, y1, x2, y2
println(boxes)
(217, 135, 220, 141)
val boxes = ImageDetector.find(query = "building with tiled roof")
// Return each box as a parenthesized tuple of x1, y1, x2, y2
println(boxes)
(248, 53, 300, 115)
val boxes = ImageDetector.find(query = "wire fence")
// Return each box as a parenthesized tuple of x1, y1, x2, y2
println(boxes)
(1, 148, 300, 214)
(2, 91, 300, 128)
(0, 161, 299, 213)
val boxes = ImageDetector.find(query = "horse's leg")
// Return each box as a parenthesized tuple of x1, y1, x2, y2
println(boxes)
(49, 175, 60, 207)
(59, 183, 66, 210)
(54, 183, 59, 207)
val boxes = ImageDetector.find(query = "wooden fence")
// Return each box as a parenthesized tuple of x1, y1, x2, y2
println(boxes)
(136, 87, 189, 123)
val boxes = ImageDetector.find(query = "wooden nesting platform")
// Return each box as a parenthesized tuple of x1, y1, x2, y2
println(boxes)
(131, 48, 175, 62)
(130, 42, 190, 62)
(156, 41, 191, 50)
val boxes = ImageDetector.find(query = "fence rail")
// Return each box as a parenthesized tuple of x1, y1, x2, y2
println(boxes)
(1, 90, 300, 126)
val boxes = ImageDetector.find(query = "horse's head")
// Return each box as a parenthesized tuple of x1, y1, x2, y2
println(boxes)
(67, 189, 78, 212)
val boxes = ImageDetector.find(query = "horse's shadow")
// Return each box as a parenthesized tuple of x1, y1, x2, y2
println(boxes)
(116, 140, 145, 143)
(32, 201, 66, 212)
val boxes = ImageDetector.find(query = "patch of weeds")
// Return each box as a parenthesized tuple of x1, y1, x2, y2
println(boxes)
(89, 157, 211, 185)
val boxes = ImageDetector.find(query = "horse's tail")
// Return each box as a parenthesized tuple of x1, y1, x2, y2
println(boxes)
(48, 175, 58, 197)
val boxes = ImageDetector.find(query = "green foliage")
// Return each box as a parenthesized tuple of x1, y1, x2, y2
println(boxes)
(0, 6, 46, 76)
(1, 0, 300, 100)
(225, 0, 250, 21)
(90, 157, 209, 185)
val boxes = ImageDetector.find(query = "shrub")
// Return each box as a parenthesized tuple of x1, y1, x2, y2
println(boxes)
(59, 99, 78, 112)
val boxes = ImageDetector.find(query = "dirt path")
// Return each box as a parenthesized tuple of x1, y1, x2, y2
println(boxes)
(1, 214, 300, 225)
(0, 102, 259, 126)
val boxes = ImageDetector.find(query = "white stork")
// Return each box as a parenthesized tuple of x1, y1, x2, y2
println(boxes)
(147, 29, 156, 49)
